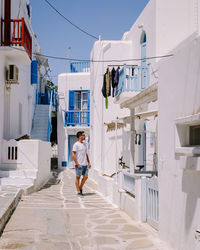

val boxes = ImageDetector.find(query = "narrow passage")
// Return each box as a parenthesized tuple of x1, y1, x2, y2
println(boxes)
(0, 169, 169, 250)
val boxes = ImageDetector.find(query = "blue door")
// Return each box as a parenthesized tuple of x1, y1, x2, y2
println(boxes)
(68, 135, 77, 165)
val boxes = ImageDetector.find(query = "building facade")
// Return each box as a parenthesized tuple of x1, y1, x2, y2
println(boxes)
(58, 62, 90, 168)
(0, 0, 52, 191)
(88, 0, 200, 249)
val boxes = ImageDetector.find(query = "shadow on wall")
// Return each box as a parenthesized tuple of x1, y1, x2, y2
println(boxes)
(122, 130, 131, 165)
(182, 155, 200, 234)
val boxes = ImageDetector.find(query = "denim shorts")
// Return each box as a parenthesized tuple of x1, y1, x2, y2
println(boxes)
(75, 165, 88, 177)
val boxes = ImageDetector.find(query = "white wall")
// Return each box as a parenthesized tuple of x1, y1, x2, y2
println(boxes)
(1, 139, 51, 190)
(90, 40, 131, 176)
(158, 35, 200, 250)
(156, 0, 198, 57)
(0, 52, 5, 163)
(123, 0, 156, 68)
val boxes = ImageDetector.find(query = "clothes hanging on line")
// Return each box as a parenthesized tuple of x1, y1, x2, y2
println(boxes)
(114, 67, 120, 87)
(111, 68, 116, 97)
(101, 68, 111, 108)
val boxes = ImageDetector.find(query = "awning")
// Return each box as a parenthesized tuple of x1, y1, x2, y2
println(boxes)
(120, 83, 158, 109)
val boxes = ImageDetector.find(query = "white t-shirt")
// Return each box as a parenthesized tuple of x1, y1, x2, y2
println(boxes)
(72, 141, 88, 165)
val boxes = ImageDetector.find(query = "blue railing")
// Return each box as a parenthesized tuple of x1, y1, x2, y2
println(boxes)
(114, 64, 150, 97)
(47, 91, 53, 142)
(70, 61, 90, 73)
(64, 110, 90, 126)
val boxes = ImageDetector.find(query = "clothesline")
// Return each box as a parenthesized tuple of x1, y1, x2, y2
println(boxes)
(107, 64, 138, 67)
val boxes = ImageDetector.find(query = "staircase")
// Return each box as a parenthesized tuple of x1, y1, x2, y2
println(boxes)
(31, 105, 50, 141)
(0, 166, 37, 194)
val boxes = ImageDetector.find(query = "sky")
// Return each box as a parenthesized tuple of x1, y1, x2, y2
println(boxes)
(30, 0, 149, 84)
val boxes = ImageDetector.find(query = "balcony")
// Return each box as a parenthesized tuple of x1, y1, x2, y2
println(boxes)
(114, 65, 150, 104)
(64, 110, 90, 126)
(1, 18, 32, 62)
(70, 61, 90, 73)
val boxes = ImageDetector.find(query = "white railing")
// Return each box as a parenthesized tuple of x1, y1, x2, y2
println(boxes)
(122, 171, 135, 195)
(114, 64, 150, 97)
(141, 175, 159, 230)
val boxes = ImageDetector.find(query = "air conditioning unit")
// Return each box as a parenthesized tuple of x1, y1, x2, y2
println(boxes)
(6, 65, 19, 84)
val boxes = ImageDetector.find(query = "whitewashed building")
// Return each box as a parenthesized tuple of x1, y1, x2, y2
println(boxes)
(88, 0, 200, 249)
(58, 62, 90, 168)
(158, 32, 200, 250)
(0, 0, 52, 192)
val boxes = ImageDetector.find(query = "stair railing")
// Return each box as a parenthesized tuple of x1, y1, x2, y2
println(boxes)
(47, 90, 53, 142)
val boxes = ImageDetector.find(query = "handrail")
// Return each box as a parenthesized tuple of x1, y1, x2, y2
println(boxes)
(70, 61, 90, 73)
(114, 64, 150, 97)
(64, 110, 90, 126)
(1, 18, 32, 59)
(47, 90, 53, 142)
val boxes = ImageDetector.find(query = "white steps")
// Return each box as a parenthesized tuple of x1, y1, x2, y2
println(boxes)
(0, 170, 37, 178)
(0, 169, 37, 188)
(0, 177, 34, 186)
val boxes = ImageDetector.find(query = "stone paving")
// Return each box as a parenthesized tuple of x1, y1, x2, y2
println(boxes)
(0, 169, 171, 250)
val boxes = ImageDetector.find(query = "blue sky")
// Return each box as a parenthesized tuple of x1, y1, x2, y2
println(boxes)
(30, 0, 149, 84)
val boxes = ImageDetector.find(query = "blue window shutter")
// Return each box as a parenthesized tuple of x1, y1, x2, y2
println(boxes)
(69, 90, 74, 110)
(31, 60, 38, 84)
(87, 90, 90, 125)
(87, 90, 90, 110)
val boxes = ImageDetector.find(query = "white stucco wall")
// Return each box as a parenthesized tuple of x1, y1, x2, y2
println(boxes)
(158, 35, 200, 250)
(90, 40, 131, 176)
(122, 0, 156, 68)
(0, 53, 5, 163)
(156, 0, 198, 57)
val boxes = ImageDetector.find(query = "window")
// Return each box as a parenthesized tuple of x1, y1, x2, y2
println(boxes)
(74, 91, 88, 111)
(190, 125, 200, 145)
(26, 4, 31, 18)
(175, 113, 200, 156)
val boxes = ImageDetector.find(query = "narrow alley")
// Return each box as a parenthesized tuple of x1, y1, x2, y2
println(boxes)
(0, 169, 169, 250)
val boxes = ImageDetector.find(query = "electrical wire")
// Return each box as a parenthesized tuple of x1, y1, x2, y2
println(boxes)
(10, 46, 174, 62)
(44, 0, 99, 40)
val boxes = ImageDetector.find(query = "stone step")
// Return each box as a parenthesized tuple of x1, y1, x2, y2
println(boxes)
(0, 177, 34, 186)
(0, 164, 23, 171)
(0, 170, 37, 178)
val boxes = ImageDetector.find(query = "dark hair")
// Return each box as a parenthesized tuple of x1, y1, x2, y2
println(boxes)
(76, 131, 85, 138)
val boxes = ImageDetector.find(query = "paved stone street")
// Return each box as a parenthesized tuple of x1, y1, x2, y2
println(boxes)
(0, 169, 170, 250)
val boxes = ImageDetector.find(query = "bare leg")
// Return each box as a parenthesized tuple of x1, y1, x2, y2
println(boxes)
(75, 176, 80, 192)
(79, 176, 88, 190)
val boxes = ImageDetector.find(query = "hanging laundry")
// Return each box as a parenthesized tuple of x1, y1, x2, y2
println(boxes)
(106, 68, 111, 96)
(101, 68, 111, 109)
(114, 66, 120, 87)
(102, 73, 107, 98)
(111, 67, 116, 97)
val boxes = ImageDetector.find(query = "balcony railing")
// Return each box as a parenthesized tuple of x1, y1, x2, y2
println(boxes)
(114, 64, 150, 97)
(1, 18, 32, 59)
(70, 61, 90, 73)
(64, 110, 90, 126)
